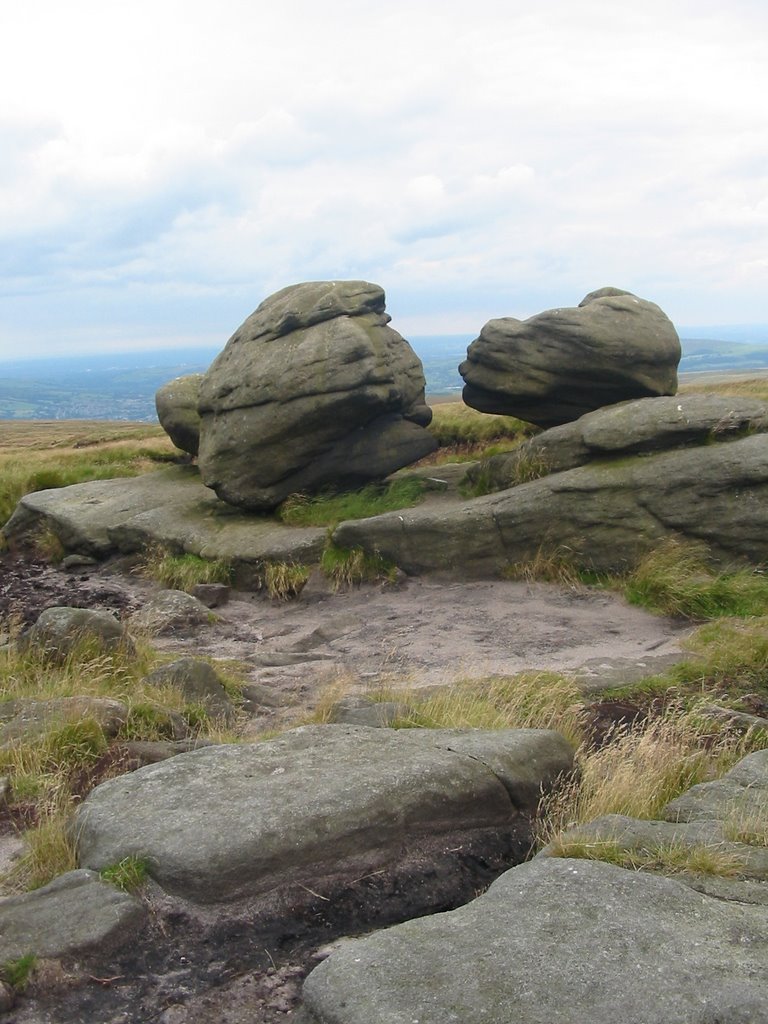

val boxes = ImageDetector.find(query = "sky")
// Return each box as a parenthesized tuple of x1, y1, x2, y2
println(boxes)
(1, 0, 767, 361)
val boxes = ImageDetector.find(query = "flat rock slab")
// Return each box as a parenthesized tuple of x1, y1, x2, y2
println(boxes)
(2, 466, 326, 569)
(74, 725, 573, 903)
(334, 433, 768, 574)
(298, 856, 768, 1024)
(0, 869, 146, 962)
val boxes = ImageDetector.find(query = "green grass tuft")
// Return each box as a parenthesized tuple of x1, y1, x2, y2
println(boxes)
(547, 837, 746, 877)
(624, 540, 768, 620)
(1, 953, 38, 991)
(263, 562, 310, 600)
(135, 544, 233, 591)
(277, 479, 425, 529)
(320, 544, 399, 589)
(100, 856, 150, 893)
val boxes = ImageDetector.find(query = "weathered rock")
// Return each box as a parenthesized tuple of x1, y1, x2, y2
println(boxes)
(0, 982, 13, 1013)
(0, 869, 146, 962)
(127, 590, 213, 636)
(1, 467, 327, 571)
(0, 697, 128, 747)
(123, 738, 215, 765)
(327, 696, 412, 728)
(155, 373, 203, 456)
(143, 657, 236, 721)
(73, 725, 573, 903)
(471, 393, 768, 491)
(239, 682, 293, 709)
(460, 287, 681, 427)
(664, 748, 768, 825)
(21, 606, 135, 659)
(197, 281, 436, 510)
(190, 582, 230, 607)
(297, 857, 768, 1024)
(333, 432, 768, 575)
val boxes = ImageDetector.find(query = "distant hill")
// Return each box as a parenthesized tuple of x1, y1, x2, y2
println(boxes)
(2, 331, 768, 421)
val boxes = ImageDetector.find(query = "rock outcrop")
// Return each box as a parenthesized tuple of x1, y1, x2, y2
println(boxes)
(154, 373, 203, 456)
(21, 606, 135, 659)
(333, 431, 768, 575)
(197, 281, 437, 510)
(73, 725, 573, 903)
(468, 392, 768, 491)
(460, 287, 681, 427)
(1, 466, 328, 571)
(296, 856, 768, 1024)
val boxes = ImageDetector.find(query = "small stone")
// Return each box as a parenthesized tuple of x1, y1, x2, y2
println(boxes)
(61, 554, 98, 571)
(191, 583, 231, 608)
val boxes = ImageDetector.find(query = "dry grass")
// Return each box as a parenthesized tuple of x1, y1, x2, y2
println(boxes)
(538, 707, 755, 848)
(678, 375, 768, 402)
(320, 544, 399, 590)
(0, 424, 178, 527)
(4, 798, 79, 892)
(394, 671, 584, 747)
(503, 546, 586, 589)
(263, 562, 310, 600)
(134, 544, 233, 591)
(723, 804, 768, 847)
(547, 836, 747, 877)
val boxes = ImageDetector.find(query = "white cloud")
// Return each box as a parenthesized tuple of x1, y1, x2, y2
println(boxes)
(2, 0, 768, 358)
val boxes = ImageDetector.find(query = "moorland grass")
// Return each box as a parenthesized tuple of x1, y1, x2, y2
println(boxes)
(623, 540, 768, 619)
(426, 402, 534, 448)
(320, 544, 399, 589)
(0, 423, 178, 527)
(546, 836, 747, 878)
(390, 671, 585, 749)
(537, 706, 758, 850)
(0, 622, 247, 892)
(277, 478, 426, 528)
(135, 544, 234, 591)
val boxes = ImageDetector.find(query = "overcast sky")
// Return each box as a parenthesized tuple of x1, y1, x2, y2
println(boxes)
(2, 0, 767, 360)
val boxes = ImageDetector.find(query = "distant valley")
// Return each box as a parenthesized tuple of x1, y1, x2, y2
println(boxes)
(1, 330, 768, 422)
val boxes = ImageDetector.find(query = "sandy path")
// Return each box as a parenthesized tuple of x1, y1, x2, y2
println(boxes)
(149, 576, 691, 700)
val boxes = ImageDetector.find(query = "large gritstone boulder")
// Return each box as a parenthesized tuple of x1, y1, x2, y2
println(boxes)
(73, 725, 573, 904)
(460, 287, 681, 427)
(197, 281, 436, 510)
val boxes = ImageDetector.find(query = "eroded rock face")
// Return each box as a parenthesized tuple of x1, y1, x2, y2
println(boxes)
(460, 287, 681, 427)
(155, 373, 203, 456)
(197, 281, 436, 510)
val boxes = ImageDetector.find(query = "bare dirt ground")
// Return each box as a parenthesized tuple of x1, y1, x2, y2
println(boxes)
(1, 553, 691, 716)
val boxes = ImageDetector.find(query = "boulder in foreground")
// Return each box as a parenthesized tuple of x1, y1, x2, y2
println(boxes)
(460, 287, 681, 427)
(298, 856, 768, 1024)
(73, 725, 573, 903)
